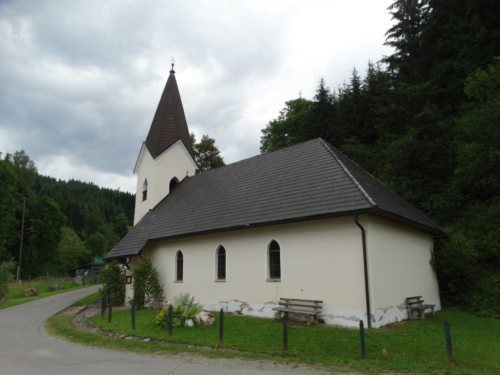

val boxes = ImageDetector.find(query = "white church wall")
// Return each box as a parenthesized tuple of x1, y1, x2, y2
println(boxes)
(363, 216, 441, 328)
(133, 140, 196, 224)
(140, 217, 372, 327)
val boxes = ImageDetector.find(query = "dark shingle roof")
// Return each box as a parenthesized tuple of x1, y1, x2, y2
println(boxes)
(145, 69, 194, 158)
(107, 138, 443, 259)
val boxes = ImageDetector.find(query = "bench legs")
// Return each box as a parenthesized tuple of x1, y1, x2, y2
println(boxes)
(408, 307, 435, 320)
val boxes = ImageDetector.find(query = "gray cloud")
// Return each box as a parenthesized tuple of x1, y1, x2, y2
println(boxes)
(0, 0, 394, 192)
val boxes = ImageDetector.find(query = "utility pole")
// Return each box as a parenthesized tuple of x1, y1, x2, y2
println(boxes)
(16, 197, 26, 284)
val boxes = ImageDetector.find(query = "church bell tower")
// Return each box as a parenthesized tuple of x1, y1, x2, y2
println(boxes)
(133, 65, 197, 224)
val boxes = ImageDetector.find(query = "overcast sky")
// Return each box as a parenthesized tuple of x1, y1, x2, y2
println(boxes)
(0, 0, 394, 193)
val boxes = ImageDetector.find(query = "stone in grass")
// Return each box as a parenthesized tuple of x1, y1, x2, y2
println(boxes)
(23, 288, 38, 297)
(196, 311, 215, 326)
(142, 338, 151, 342)
(184, 319, 194, 328)
(49, 284, 64, 291)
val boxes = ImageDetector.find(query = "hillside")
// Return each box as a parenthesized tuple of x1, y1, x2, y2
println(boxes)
(0, 150, 134, 277)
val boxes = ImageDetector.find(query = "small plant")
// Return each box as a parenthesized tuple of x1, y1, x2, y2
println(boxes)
(155, 293, 202, 328)
(100, 261, 125, 306)
(131, 257, 164, 307)
(0, 261, 15, 301)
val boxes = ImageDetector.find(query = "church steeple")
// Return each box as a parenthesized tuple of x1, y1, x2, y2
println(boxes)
(133, 66, 197, 225)
(145, 66, 194, 159)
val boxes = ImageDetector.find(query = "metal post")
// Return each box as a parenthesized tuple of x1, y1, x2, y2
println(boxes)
(167, 304, 173, 336)
(359, 320, 366, 359)
(16, 197, 26, 284)
(282, 313, 288, 351)
(108, 298, 112, 323)
(100, 294, 106, 318)
(444, 321, 454, 363)
(131, 302, 136, 330)
(219, 308, 224, 344)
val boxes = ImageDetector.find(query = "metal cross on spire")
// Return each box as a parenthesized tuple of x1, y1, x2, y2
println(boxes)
(170, 57, 176, 73)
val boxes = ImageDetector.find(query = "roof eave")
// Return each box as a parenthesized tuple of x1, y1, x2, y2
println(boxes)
(370, 208, 446, 237)
(105, 207, 445, 261)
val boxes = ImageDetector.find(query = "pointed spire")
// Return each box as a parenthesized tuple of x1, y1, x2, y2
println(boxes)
(145, 67, 194, 159)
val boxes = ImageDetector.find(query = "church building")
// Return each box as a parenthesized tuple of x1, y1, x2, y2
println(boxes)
(106, 66, 443, 328)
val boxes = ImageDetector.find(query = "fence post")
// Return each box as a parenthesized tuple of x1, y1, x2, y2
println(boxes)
(444, 321, 454, 363)
(219, 308, 224, 344)
(100, 293, 106, 318)
(282, 313, 288, 351)
(131, 301, 136, 330)
(359, 320, 366, 359)
(107, 297, 112, 323)
(167, 304, 173, 336)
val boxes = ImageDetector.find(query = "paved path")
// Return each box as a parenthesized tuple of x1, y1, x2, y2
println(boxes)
(0, 287, 330, 374)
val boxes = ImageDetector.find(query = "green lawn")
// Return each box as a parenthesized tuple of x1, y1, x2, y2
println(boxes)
(0, 277, 86, 309)
(80, 308, 499, 374)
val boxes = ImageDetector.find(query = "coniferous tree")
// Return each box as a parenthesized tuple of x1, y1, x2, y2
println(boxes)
(260, 98, 312, 152)
(191, 134, 225, 173)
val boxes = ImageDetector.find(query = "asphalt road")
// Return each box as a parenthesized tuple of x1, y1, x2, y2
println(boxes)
(0, 286, 329, 375)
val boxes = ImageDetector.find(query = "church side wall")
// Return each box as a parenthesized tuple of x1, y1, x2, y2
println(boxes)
(141, 217, 370, 327)
(363, 216, 441, 327)
(134, 141, 196, 224)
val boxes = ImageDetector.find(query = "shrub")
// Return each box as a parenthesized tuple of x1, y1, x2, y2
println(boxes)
(155, 293, 202, 328)
(0, 261, 15, 301)
(100, 261, 125, 306)
(132, 257, 164, 307)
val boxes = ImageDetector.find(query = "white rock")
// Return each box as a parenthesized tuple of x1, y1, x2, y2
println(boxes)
(184, 319, 194, 328)
(196, 311, 215, 326)
(142, 338, 151, 342)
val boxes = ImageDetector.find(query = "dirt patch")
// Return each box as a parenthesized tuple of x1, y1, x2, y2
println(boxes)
(72, 306, 101, 333)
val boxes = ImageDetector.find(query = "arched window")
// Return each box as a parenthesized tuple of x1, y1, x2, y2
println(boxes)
(142, 179, 148, 201)
(268, 240, 281, 280)
(216, 246, 226, 280)
(169, 177, 179, 192)
(176, 250, 183, 281)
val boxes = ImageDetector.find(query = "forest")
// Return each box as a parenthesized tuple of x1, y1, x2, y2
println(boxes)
(261, 0, 499, 314)
(0, 150, 134, 278)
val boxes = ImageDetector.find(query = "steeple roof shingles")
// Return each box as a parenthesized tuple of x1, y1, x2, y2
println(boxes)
(145, 68, 194, 158)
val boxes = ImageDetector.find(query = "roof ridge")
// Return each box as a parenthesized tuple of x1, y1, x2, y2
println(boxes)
(192, 137, 324, 178)
(318, 138, 376, 207)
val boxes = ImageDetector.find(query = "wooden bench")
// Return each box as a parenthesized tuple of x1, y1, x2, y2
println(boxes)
(406, 296, 435, 319)
(273, 298, 323, 322)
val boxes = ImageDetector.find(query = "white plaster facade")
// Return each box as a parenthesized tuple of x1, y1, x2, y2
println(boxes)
(364, 217, 441, 326)
(133, 140, 197, 224)
(125, 215, 441, 328)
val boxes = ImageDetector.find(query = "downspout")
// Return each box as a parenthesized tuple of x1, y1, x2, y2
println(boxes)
(355, 214, 372, 328)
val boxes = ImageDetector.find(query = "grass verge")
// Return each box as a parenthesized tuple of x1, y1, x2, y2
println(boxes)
(0, 277, 87, 309)
(48, 299, 500, 374)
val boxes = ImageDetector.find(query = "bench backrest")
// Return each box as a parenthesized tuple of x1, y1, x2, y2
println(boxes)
(279, 298, 323, 312)
(405, 296, 424, 306)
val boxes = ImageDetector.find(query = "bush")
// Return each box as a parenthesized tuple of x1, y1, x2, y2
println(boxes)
(132, 257, 164, 307)
(0, 261, 15, 301)
(100, 261, 125, 306)
(155, 293, 202, 328)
